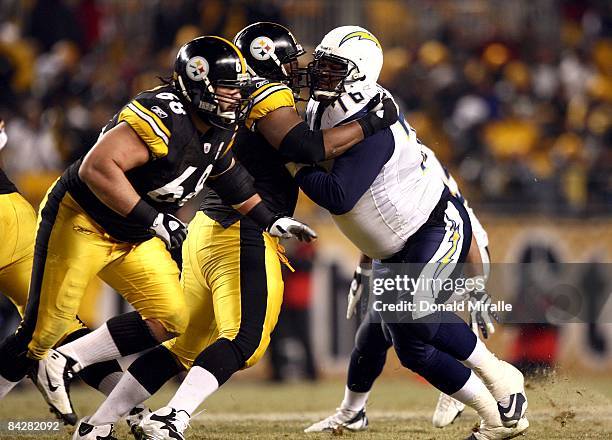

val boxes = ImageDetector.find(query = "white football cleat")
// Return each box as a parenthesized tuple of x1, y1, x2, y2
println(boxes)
(126, 405, 151, 440)
(432, 392, 465, 428)
(138, 406, 190, 440)
(72, 417, 117, 440)
(304, 407, 368, 433)
(29, 349, 77, 425)
(466, 416, 529, 439)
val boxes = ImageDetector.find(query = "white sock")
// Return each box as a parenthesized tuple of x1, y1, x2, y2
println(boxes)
(462, 338, 504, 385)
(0, 375, 20, 399)
(340, 386, 369, 412)
(167, 366, 219, 415)
(89, 372, 151, 425)
(97, 371, 124, 396)
(58, 324, 121, 372)
(451, 371, 501, 426)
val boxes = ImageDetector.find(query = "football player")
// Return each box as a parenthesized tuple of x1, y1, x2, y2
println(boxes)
(290, 26, 528, 439)
(0, 119, 136, 416)
(309, 145, 497, 433)
(71, 23, 398, 440)
(0, 36, 316, 426)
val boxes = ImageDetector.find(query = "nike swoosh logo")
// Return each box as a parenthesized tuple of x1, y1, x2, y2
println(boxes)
(45, 369, 58, 392)
(498, 393, 527, 422)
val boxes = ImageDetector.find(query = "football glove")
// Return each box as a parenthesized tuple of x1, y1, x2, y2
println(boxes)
(356, 96, 399, 138)
(150, 213, 187, 250)
(468, 290, 500, 339)
(347, 265, 372, 319)
(267, 216, 317, 242)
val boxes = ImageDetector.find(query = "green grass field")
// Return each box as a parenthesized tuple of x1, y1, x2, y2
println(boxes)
(1, 373, 611, 439)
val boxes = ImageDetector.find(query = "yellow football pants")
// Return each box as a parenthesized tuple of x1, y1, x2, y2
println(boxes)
(165, 212, 284, 370)
(24, 180, 186, 359)
(0, 192, 38, 317)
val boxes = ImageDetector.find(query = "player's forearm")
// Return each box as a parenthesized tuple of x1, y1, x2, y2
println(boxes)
(79, 159, 142, 217)
(321, 122, 364, 159)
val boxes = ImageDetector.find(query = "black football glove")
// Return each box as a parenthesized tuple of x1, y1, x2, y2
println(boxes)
(267, 216, 317, 242)
(150, 213, 187, 250)
(356, 96, 399, 138)
(468, 290, 500, 339)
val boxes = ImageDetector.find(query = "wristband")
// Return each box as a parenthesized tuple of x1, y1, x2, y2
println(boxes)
(245, 202, 277, 230)
(127, 199, 158, 227)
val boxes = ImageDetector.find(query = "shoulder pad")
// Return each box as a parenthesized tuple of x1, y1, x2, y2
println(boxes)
(246, 82, 295, 130)
(118, 86, 187, 159)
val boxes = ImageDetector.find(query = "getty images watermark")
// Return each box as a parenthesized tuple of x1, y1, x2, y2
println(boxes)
(359, 263, 612, 324)
(370, 274, 511, 314)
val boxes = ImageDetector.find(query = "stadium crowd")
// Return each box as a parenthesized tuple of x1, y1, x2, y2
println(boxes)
(0, 0, 610, 214)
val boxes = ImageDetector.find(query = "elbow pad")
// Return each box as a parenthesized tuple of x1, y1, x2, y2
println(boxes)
(278, 121, 325, 164)
(207, 162, 256, 206)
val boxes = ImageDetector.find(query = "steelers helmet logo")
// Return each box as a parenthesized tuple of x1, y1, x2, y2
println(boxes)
(250, 36, 276, 61)
(186, 56, 209, 82)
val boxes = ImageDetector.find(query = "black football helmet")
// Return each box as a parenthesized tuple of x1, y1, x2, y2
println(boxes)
(233, 22, 307, 95)
(173, 36, 253, 129)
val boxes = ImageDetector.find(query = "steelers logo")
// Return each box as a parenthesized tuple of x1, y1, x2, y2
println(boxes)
(250, 36, 276, 61)
(186, 56, 209, 82)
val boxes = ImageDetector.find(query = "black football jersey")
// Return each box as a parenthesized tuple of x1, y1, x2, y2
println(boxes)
(62, 84, 237, 242)
(201, 81, 299, 227)
(0, 168, 17, 194)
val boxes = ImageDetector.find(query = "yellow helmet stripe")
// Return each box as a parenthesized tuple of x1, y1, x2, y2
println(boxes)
(339, 31, 380, 48)
(208, 35, 248, 75)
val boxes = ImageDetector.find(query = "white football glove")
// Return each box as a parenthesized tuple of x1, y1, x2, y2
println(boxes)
(0, 119, 7, 151)
(347, 265, 372, 319)
(267, 216, 317, 242)
(468, 290, 499, 339)
(150, 213, 187, 250)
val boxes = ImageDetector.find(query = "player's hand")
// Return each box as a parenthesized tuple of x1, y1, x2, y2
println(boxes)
(356, 96, 398, 138)
(347, 265, 372, 319)
(150, 213, 187, 250)
(468, 290, 500, 339)
(267, 216, 317, 242)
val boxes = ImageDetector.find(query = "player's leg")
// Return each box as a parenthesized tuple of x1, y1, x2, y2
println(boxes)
(0, 186, 112, 423)
(141, 215, 284, 438)
(382, 194, 527, 431)
(58, 235, 186, 373)
(0, 192, 124, 406)
(305, 308, 390, 432)
(77, 227, 210, 438)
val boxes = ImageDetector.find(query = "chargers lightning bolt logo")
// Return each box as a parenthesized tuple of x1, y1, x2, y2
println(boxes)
(339, 31, 381, 48)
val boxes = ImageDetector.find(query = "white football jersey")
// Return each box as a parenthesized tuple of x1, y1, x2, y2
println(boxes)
(420, 145, 489, 251)
(306, 84, 444, 259)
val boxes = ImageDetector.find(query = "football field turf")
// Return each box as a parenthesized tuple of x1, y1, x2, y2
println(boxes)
(1, 374, 611, 439)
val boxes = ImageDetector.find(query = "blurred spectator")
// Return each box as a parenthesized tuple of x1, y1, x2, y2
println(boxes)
(269, 242, 318, 382)
(0, 0, 608, 215)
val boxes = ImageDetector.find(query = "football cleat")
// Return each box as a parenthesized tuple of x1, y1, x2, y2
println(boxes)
(432, 392, 465, 428)
(72, 417, 117, 440)
(138, 406, 190, 440)
(126, 405, 151, 440)
(29, 349, 77, 425)
(466, 416, 529, 439)
(304, 407, 368, 433)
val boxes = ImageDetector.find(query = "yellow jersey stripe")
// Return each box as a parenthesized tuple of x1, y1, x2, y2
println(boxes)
(118, 106, 169, 159)
(249, 82, 287, 100)
(131, 101, 171, 138)
(251, 85, 290, 107)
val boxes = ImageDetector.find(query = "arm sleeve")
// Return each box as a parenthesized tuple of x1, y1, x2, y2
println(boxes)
(207, 156, 257, 206)
(294, 128, 395, 215)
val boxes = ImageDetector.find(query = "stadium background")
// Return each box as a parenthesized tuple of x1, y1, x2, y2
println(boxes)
(0, 0, 610, 396)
